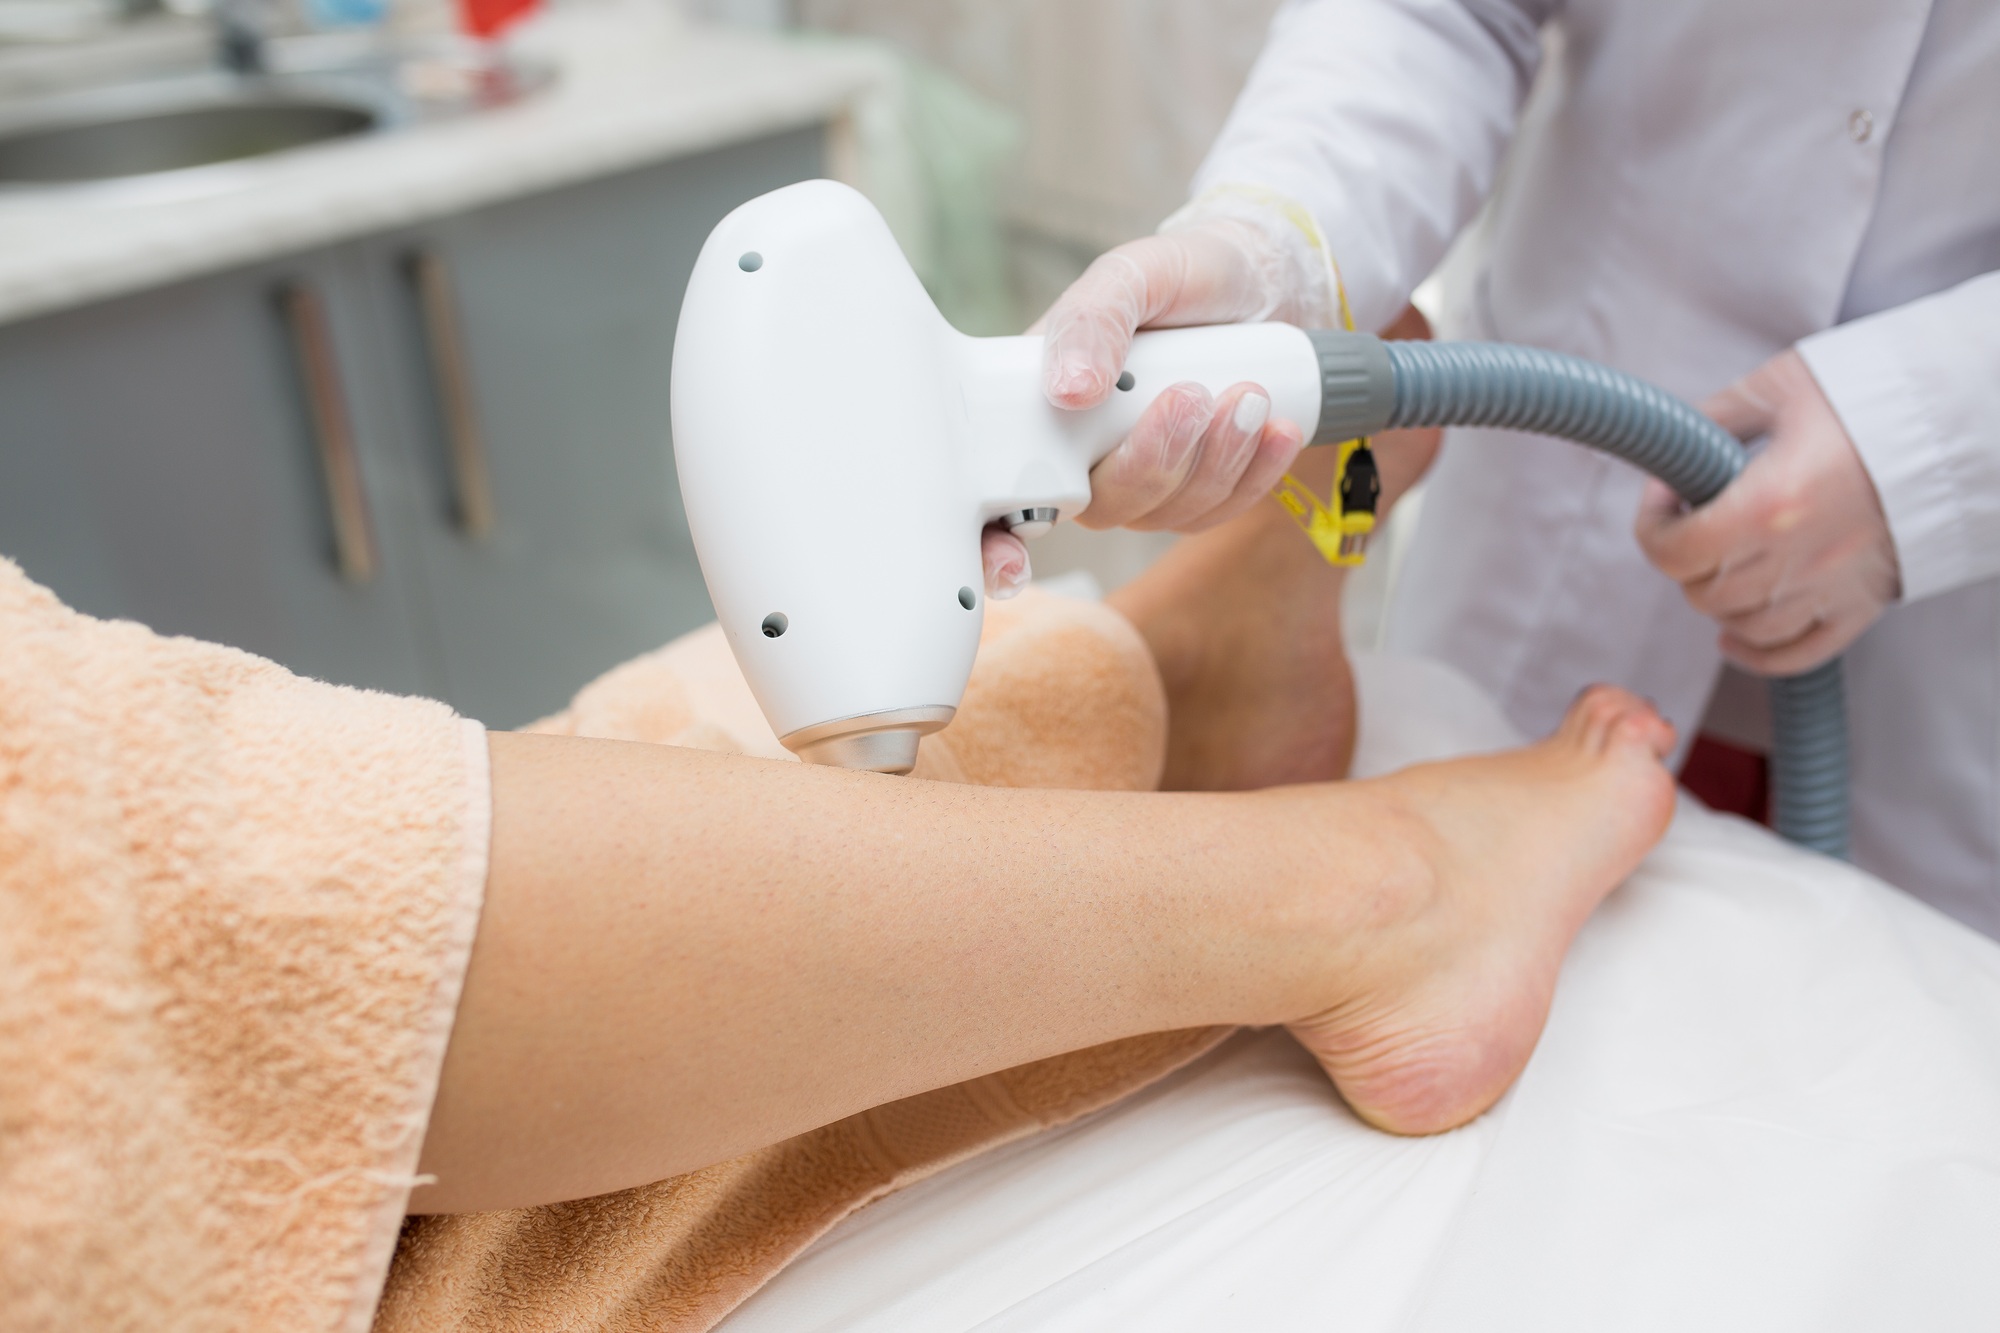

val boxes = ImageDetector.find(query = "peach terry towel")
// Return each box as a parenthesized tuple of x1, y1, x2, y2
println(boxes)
(381, 591, 1233, 1333)
(0, 553, 1222, 1331)
(0, 558, 489, 1333)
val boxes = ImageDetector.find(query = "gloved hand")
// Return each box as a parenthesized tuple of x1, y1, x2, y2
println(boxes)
(1038, 195, 1340, 535)
(981, 201, 1328, 598)
(982, 525, 1033, 600)
(1635, 349, 1901, 675)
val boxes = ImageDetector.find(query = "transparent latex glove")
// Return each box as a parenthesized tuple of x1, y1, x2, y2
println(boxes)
(1635, 349, 1901, 675)
(982, 525, 1032, 601)
(1033, 207, 1333, 533)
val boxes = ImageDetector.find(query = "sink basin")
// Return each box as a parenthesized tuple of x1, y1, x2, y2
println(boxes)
(0, 34, 552, 187)
(0, 92, 377, 183)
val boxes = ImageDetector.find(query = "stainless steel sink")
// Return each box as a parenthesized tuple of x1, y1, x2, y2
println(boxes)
(0, 34, 551, 187)
(0, 87, 376, 183)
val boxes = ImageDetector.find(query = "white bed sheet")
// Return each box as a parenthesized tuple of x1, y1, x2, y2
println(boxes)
(722, 653, 2000, 1332)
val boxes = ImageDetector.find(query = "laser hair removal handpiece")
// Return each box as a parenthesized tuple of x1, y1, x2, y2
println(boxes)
(672, 179, 1331, 774)
(671, 181, 1850, 857)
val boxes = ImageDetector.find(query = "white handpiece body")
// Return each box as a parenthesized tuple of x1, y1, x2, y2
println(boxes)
(672, 180, 1323, 769)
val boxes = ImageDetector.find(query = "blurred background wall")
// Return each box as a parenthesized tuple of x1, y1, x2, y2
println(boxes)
(797, 0, 1284, 322)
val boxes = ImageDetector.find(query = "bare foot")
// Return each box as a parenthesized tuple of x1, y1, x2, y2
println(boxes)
(1290, 686, 1677, 1134)
(1109, 307, 1441, 792)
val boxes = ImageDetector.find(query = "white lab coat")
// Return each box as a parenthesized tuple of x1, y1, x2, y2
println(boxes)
(1193, 0, 2000, 935)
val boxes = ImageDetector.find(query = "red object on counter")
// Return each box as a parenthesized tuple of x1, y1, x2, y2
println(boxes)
(458, 0, 538, 39)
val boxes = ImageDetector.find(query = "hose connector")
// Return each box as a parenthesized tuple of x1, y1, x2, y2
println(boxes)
(1306, 330, 1396, 446)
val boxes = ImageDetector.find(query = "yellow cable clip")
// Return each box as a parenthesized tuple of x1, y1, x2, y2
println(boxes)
(1238, 185, 1376, 567)
(1274, 438, 1379, 567)
(1180, 185, 1383, 567)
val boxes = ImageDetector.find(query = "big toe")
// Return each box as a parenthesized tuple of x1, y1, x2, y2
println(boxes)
(1562, 685, 1676, 759)
(1551, 687, 1680, 865)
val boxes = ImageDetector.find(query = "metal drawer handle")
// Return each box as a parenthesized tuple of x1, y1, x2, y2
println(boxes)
(280, 282, 378, 583)
(409, 250, 496, 537)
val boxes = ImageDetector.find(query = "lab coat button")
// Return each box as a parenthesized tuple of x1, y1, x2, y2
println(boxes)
(1848, 108, 1875, 144)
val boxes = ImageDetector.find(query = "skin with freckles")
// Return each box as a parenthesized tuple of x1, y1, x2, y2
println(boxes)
(410, 688, 1672, 1212)
(1636, 349, 1901, 675)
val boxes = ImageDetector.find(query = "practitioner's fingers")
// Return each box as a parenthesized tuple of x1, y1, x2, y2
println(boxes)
(1039, 229, 1268, 410)
(1199, 416, 1307, 533)
(1632, 478, 1685, 560)
(1698, 370, 1780, 444)
(1680, 548, 1780, 619)
(1040, 222, 1312, 532)
(981, 525, 1031, 600)
(1039, 246, 1157, 409)
(1133, 384, 1292, 532)
(1719, 559, 1884, 674)
(1714, 591, 1821, 652)
(1075, 381, 1216, 530)
(1721, 615, 1852, 677)
(1633, 474, 1755, 585)
(1649, 350, 1898, 679)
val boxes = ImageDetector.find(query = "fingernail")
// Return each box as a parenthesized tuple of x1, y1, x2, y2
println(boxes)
(1232, 391, 1270, 436)
(1053, 358, 1101, 400)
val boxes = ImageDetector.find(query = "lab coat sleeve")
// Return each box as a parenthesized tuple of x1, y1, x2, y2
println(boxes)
(1192, 0, 1554, 333)
(1798, 270, 2000, 605)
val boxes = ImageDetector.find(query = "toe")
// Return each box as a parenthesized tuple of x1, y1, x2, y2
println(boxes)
(1562, 684, 1631, 750)
(1610, 707, 1677, 760)
(1561, 685, 1667, 755)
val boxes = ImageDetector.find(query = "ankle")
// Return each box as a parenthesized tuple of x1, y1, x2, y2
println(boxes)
(1221, 784, 1444, 1028)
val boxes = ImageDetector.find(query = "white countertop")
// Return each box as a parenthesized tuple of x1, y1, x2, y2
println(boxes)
(0, 2, 881, 327)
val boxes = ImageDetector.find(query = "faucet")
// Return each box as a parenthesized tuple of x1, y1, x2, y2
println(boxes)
(214, 0, 269, 74)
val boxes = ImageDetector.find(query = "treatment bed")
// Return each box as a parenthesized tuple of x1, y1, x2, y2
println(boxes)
(720, 652, 2000, 1332)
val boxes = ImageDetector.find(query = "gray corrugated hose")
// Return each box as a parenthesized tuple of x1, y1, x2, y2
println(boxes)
(1310, 334, 1849, 859)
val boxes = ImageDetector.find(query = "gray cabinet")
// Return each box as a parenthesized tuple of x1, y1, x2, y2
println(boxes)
(0, 125, 822, 725)
(0, 244, 442, 697)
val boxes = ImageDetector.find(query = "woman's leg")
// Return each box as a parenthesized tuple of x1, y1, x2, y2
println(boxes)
(412, 685, 1672, 1214)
